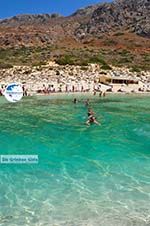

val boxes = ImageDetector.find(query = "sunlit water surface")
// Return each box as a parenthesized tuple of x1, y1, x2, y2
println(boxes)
(0, 94, 150, 226)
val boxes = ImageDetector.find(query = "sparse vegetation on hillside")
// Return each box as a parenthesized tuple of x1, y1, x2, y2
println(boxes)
(0, 0, 149, 72)
(0, 45, 149, 71)
(0, 61, 13, 69)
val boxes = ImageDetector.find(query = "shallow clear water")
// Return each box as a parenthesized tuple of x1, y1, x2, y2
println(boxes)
(0, 94, 150, 226)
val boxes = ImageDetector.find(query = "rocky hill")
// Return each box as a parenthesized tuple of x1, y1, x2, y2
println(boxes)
(0, 4, 101, 47)
(0, 0, 149, 71)
(0, 0, 149, 47)
(75, 0, 150, 39)
(0, 13, 62, 26)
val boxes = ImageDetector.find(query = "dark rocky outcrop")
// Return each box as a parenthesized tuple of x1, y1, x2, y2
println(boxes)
(75, 0, 150, 38)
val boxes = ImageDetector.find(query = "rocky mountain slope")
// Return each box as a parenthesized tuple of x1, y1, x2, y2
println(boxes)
(0, 0, 149, 71)
(76, 0, 150, 39)
(0, 4, 101, 47)
(0, 0, 149, 47)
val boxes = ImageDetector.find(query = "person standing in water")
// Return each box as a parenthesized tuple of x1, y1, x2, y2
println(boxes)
(86, 108, 100, 125)
(85, 99, 89, 106)
(73, 98, 77, 104)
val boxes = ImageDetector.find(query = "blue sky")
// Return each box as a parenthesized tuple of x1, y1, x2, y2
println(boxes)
(0, 0, 111, 19)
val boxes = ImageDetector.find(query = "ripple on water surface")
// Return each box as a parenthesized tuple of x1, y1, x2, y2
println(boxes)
(0, 95, 150, 226)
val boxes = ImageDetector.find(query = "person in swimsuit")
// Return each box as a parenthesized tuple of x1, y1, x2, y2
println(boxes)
(86, 108, 100, 125)
(87, 108, 94, 116)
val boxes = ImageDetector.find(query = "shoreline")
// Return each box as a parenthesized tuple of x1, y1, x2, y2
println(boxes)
(34, 91, 150, 96)
(1, 91, 150, 103)
(0, 63, 150, 96)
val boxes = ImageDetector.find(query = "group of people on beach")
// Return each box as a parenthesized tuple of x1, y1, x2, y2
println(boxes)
(73, 98, 100, 126)
(37, 83, 91, 94)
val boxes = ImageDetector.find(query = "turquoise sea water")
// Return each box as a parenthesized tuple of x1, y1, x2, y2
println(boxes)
(0, 94, 150, 226)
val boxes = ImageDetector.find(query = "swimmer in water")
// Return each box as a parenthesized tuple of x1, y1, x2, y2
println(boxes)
(73, 98, 77, 104)
(85, 99, 89, 106)
(86, 115, 100, 125)
(87, 108, 95, 116)
(86, 108, 100, 125)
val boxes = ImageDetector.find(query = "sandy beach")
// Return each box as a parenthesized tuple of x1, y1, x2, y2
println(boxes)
(0, 63, 150, 96)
